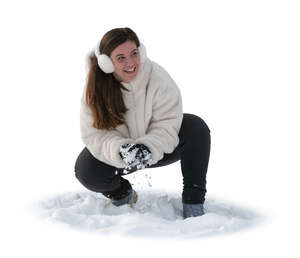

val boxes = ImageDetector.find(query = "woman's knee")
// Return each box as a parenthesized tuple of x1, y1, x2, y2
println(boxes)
(74, 147, 119, 191)
(75, 147, 91, 173)
(74, 147, 104, 182)
(181, 113, 211, 136)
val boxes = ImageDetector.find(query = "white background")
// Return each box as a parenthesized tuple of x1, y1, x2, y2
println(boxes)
(0, 0, 299, 256)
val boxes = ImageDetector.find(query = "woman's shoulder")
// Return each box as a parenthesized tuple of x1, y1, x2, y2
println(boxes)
(149, 59, 179, 92)
(150, 60, 171, 79)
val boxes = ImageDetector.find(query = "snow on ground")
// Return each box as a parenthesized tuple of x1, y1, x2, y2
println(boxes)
(32, 172, 264, 239)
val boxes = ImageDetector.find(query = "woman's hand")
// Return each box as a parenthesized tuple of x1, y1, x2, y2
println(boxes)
(119, 143, 152, 174)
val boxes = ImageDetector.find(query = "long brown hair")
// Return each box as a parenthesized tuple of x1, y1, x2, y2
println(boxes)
(85, 27, 141, 130)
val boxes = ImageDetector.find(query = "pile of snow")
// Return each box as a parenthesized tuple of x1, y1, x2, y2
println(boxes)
(33, 188, 263, 239)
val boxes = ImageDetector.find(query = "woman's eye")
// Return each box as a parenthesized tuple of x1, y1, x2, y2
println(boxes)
(117, 52, 137, 61)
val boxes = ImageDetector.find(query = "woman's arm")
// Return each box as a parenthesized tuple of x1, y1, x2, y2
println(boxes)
(135, 72, 183, 165)
(80, 95, 132, 169)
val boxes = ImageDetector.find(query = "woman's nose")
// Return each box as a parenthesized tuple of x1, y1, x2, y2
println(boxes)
(124, 56, 136, 66)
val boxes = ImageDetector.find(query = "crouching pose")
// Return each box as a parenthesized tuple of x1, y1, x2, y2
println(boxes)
(74, 27, 211, 219)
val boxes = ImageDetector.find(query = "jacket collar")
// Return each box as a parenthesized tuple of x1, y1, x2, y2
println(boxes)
(119, 58, 152, 93)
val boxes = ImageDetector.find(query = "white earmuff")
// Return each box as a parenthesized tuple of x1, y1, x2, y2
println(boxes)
(94, 42, 147, 74)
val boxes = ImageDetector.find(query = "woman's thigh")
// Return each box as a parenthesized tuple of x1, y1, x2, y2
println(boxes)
(147, 113, 210, 169)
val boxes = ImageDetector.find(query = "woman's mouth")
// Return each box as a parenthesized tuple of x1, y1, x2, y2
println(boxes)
(124, 66, 136, 74)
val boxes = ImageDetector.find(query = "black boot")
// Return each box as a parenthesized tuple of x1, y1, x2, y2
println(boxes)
(102, 178, 138, 207)
(182, 184, 206, 218)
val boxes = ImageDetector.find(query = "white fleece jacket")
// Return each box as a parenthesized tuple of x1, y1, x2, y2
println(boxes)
(80, 57, 183, 168)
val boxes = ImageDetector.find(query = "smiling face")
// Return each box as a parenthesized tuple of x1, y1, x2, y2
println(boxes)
(110, 40, 140, 83)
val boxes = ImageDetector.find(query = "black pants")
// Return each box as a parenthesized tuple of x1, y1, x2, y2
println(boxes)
(74, 113, 211, 204)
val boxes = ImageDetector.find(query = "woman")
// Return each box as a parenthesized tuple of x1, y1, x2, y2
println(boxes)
(74, 27, 211, 219)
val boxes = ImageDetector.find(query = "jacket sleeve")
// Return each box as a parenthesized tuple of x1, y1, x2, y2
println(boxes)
(80, 89, 132, 168)
(135, 73, 183, 165)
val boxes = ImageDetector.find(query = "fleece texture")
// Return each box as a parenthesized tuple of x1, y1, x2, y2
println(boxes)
(80, 57, 183, 168)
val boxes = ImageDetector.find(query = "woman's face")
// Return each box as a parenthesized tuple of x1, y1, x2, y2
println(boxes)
(110, 40, 140, 83)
